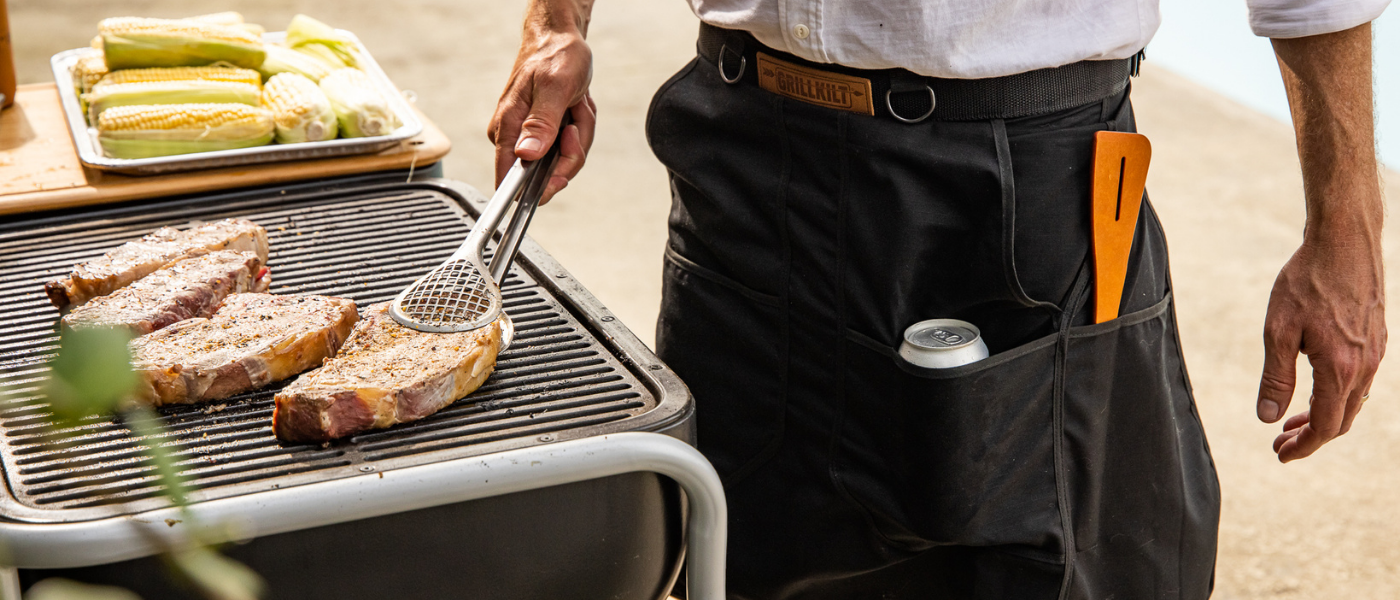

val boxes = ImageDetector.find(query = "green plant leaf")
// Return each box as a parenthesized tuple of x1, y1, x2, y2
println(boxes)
(121, 406, 190, 507)
(24, 578, 143, 600)
(168, 546, 265, 600)
(42, 327, 136, 423)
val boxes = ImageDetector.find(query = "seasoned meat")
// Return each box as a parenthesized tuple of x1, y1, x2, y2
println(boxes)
(130, 294, 358, 407)
(44, 218, 269, 311)
(272, 303, 502, 443)
(62, 250, 270, 336)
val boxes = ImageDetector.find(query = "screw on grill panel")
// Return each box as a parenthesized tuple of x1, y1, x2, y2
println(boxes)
(359, 465, 376, 472)
(649, 364, 663, 370)
(0, 187, 662, 515)
(601, 316, 614, 322)
(537, 435, 555, 442)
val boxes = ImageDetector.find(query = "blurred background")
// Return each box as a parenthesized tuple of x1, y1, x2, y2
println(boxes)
(9, 1, 1400, 598)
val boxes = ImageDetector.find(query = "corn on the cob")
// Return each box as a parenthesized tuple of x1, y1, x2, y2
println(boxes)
(100, 17, 265, 70)
(98, 104, 274, 159)
(285, 14, 361, 68)
(318, 68, 399, 138)
(95, 65, 263, 89)
(85, 80, 262, 125)
(187, 12, 245, 26)
(190, 12, 264, 37)
(237, 23, 267, 37)
(73, 52, 109, 94)
(295, 43, 350, 70)
(262, 73, 338, 143)
(258, 45, 331, 82)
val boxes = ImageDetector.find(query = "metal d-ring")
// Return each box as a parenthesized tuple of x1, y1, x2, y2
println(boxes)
(718, 44, 747, 84)
(884, 86, 936, 124)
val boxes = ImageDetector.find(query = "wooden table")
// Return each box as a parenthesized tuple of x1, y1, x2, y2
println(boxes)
(0, 83, 452, 216)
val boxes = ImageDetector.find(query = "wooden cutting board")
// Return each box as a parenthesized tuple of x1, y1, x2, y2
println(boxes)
(0, 83, 452, 216)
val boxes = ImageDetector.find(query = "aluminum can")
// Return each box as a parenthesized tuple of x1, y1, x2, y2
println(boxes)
(897, 319, 990, 369)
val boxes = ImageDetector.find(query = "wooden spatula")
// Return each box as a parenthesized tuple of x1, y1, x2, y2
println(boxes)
(1090, 131, 1152, 324)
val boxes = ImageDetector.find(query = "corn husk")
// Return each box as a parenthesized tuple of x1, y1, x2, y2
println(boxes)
(318, 68, 399, 138)
(258, 44, 332, 82)
(285, 15, 360, 68)
(100, 17, 266, 70)
(187, 12, 245, 26)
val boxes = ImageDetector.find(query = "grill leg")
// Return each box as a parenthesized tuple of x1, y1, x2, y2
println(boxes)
(0, 567, 17, 600)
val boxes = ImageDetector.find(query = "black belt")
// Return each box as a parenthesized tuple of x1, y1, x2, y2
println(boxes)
(697, 22, 1139, 123)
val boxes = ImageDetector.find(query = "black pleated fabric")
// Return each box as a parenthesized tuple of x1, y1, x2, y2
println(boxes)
(649, 44, 1219, 600)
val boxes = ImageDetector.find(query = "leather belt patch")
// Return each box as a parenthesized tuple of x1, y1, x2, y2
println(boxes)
(756, 52, 874, 116)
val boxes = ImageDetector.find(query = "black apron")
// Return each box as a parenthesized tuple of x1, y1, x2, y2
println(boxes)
(648, 48, 1220, 600)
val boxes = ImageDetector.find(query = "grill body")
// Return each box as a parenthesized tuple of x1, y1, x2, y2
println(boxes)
(21, 473, 685, 600)
(0, 174, 694, 599)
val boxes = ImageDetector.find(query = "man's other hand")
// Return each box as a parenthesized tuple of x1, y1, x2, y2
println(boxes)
(1258, 23, 1386, 463)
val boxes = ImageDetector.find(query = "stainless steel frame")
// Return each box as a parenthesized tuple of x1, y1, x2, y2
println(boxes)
(0, 432, 727, 600)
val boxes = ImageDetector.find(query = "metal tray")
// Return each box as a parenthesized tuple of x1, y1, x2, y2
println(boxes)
(49, 30, 424, 176)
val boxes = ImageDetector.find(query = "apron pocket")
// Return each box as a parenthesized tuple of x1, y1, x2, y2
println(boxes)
(831, 329, 1064, 554)
(657, 248, 788, 483)
(1061, 293, 1219, 596)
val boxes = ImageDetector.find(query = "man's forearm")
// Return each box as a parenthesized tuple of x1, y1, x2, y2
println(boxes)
(526, 0, 594, 37)
(1272, 23, 1382, 249)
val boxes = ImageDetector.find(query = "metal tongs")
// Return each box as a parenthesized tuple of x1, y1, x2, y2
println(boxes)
(389, 116, 569, 338)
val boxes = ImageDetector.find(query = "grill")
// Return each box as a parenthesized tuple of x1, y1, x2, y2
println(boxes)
(0, 174, 722, 600)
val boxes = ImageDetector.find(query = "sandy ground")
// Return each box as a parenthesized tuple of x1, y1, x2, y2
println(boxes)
(10, 1, 1400, 597)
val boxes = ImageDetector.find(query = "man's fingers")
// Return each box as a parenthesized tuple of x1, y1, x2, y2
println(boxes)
(537, 98, 597, 204)
(571, 93, 598, 153)
(1338, 373, 1375, 436)
(1278, 423, 1330, 462)
(1282, 410, 1310, 431)
(1338, 388, 1365, 436)
(541, 124, 583, 203)
(490, 87, 531, 186)
(1340, 331, 1384, 435)
(1277, 359, 1351, 462)
(515, 80, 576, 162)
(1273, 423, 1304, 453)
(1257, 317, 1302, 423)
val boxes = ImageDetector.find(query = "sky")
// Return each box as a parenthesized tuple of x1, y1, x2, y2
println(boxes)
(1149, 1, 1398, 169)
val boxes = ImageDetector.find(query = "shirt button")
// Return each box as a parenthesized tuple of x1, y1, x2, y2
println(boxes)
(793, 24, 810, 39)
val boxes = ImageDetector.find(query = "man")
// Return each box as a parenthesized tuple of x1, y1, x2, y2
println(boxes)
(490, 0, 1387, 597)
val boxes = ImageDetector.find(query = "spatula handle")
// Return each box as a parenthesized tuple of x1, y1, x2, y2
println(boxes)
(490, 112, 572, 282)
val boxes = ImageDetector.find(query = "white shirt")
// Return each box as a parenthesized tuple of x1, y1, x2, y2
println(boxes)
(687, 0, 1391, 79)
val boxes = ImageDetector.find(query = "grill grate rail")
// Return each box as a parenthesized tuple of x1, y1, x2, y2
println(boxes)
(0, 181, 660, 521)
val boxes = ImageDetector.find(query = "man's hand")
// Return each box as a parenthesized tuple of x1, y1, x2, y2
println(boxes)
(1258, 22, 1385, 463)
(489, 0, 598, 204)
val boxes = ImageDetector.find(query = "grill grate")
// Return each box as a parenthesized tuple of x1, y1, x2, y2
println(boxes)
(0, 178, 678, 523)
